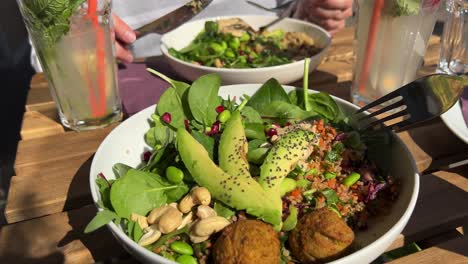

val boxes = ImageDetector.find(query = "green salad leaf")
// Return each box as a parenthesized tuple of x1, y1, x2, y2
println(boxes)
(156, 87, 186, 129)
(240, 106, 263, 124)
(246, 78, 291, 112)
(260, 101, 318, 121)
(84, 209, 118, 233)
(188, 73, 221, 126)
(110, 169, 188, 219)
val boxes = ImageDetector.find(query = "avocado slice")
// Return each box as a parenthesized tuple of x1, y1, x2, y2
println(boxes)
(259, 129, 317, 199)
(218, 111, 250, 179)
(177, 128, 281, 226)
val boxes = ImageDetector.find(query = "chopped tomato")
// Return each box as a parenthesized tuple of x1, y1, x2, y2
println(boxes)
(328, 178, 336, 189)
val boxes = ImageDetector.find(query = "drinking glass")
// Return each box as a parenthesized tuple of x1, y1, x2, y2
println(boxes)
(438, 0, 468, 75)
(351, 0, 442, 108)
(17, 0, 122, 131)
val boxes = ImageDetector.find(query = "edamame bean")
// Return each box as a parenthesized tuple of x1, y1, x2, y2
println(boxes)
(280, 178, 297, 196)
(296, 179, 310, 189)
(209, 42, 225, 54)
(306, 168, 317, 176)
(228, 38, 240, 50)
(225, 49, 235, 58)
(240, 33, 250, 42)
(343, 172, 360, 186)
(325, 172, 336, 180)
(170, 241, 194, 255)
(217, 110, 231, 123)
(166, 166, 184, 184)
(176, 254, 198, 264)
(238, 56, 247, 63)
(220, 41, 227, 50)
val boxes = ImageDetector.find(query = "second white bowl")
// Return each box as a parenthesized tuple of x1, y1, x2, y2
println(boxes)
(160, 15, 331, 85)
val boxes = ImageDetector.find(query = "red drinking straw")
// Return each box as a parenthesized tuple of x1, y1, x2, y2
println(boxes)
(357, 0, 385, 94)
(88, 0, 107, 117)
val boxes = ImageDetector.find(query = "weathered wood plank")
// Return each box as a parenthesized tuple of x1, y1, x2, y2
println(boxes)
(14, 125, 116, 172)
(5, 154, 94, 223)
(0, 205, 129, 264)
(388, 236, 468, 264)
(21, 111, 64, 140)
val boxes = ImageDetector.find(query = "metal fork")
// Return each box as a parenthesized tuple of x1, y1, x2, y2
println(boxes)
(354, 74, 468, 132)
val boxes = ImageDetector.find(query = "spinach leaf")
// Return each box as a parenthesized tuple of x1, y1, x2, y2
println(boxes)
(156, 87, 186, 129)
(133, 221, 144, 242)
(248, 139, 267, 151)
(188, 74, 221, 126)
(113, 163, 132, 179)
(145, 118, 174, 148)
(146, 68, 190, 97)
(126, 219, 135, 238)
(96, 177, 112, 210)
(110, 169, 187, 219)
(247, 139, 270, 164)
(247, 147, 270, 164)
(244, 123, 266, 140)
(307, 92, 342, 121)
(191, 130, 215, 160)
(84, 209, 118, 233)
(241, 106, 263, 124)
(260, 101, 318, 121)
(246, 78, 290, 112)
(214, 202, 235, 219)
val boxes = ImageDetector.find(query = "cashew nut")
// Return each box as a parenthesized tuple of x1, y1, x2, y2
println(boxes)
(178, 187, 212, 213)
(131, 213, 148, 229)
(192, 216, 230, 237)
(169, 202, 178, 208)
(192, 187, 211, 205)
(138, 225, 161, 246)
(147, 205, 172, 224)
(177, 211, 194, 230)
(158, 207, 183, 234)
(196, 205, 217, 219)
(189, 233, 210, 243)
(178, 195, 196, 213)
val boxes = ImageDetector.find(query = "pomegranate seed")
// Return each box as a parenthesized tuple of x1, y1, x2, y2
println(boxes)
(284, 122, 292, 127)
(207, 121, 221, 136)
(266, 128, 278, 137)
(239, 51, 245, 56)
(215, 105, 225, 114)
(161, 112, 171, 124)
(142, 151, 152, 162)
(272, 123, 280, 128)
(184, 119, 190, 130)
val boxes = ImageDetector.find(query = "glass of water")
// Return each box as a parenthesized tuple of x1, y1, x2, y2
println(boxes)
(17, 0, 122, 131)
(438, 0, 468, 75)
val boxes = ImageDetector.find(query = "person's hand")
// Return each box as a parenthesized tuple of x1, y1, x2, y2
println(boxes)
(113, 14, 136, 63)
(295, 0, 353, 35)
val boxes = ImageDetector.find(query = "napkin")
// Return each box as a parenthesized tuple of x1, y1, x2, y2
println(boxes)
(461, 88, 468, 126)
(117, 62, 170, 116)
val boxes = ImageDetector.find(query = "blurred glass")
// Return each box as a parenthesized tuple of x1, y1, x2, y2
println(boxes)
(438, 0, 468, 75)
(17, 0, 122, 131)
(351, 0, 441, 108)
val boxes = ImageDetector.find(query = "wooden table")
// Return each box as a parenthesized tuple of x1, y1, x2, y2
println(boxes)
(1, 28, 467, 263)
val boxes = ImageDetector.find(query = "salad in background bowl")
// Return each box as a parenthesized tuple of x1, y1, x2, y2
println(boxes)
(160, 15, 331, 84)
(86, 66, 418, 263)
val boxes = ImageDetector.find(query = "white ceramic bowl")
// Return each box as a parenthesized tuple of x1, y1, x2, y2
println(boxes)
(160, 15, 331, 85)
(90, 84, 419, 264)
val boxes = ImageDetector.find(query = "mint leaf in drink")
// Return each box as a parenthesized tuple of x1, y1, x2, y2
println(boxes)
(21, 0, 86, 46)
(392, 0, 421, 16)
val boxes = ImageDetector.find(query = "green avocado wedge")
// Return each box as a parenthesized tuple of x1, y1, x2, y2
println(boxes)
(259, 129, 317, 204)
(177, 128, 282, 226)
(218, 111, 250, 179)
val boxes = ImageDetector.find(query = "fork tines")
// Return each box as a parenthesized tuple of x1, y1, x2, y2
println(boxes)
(355, 89, 411, 132)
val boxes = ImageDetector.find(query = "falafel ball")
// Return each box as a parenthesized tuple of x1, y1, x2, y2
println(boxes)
(289, 208, 355, 263)
(212, 219, 280, 264)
